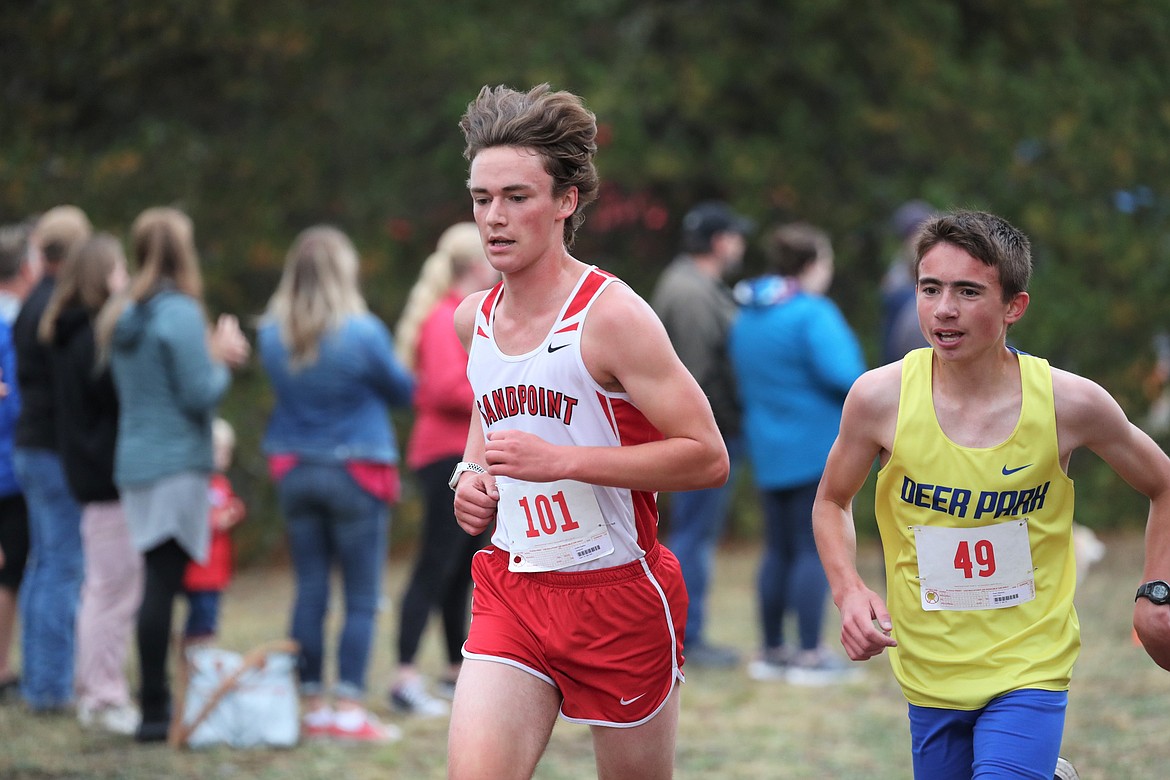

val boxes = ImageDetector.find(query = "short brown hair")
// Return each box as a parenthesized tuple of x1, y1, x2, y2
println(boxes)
(460, 84, 599, 248)
(915, 210, 1032, 301)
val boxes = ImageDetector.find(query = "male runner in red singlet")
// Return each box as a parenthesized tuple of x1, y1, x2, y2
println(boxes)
(446, 84, 729, 780)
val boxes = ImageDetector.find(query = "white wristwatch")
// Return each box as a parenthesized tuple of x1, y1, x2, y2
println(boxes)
(448, 461, 487, 491)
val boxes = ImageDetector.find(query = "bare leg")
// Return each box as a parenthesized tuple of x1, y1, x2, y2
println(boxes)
(448, 659, 561, 780)
(591, 685, 680, 780)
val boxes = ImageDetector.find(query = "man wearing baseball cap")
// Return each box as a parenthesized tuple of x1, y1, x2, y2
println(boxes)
(651, 200, 753, 668)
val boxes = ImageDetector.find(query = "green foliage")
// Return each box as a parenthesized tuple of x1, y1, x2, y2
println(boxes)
(3, 0, 1169, 547)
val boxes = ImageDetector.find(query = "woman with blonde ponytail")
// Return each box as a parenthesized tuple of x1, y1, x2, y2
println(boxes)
(389, 222, 497, 717)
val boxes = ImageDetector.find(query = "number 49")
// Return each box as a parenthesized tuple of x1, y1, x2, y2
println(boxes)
(953, 539, 996, 579)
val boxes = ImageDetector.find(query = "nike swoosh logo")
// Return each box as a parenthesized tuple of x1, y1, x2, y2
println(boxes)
(547, 343, 570, 353)
(619, 693, 646, 706)
(1002, 464, 1033, 476)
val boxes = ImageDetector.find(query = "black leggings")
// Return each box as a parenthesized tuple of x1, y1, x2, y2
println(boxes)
(136, 539, 189, 721)
(396, 457, 485, 666)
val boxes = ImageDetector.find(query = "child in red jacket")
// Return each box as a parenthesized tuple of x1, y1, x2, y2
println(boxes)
(183, 418, 245, 644)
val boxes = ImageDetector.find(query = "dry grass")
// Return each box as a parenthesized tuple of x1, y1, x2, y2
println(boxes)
(2, 530, 1168, 778)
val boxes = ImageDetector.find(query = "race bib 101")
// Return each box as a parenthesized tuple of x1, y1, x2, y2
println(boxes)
(496, 478, 614, 572)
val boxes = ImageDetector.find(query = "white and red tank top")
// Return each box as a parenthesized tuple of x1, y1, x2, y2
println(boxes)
(466, 266, 664, 571)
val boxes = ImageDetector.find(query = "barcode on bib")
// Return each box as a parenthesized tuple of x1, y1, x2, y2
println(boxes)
(575, 544, 602, 558)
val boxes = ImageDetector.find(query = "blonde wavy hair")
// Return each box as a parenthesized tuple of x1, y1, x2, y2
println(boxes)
(394, 222, 486, 371)
(263, 225, 368, 369)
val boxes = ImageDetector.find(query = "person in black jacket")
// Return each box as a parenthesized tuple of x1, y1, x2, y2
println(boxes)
(12, 206, 90, 712)
(39, 232, 141, 734)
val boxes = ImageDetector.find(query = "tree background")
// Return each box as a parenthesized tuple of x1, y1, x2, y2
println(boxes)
(3, 0, 1169, 557)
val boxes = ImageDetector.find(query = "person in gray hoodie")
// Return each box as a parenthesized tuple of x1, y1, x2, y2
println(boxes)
(95, 207, 249, 742)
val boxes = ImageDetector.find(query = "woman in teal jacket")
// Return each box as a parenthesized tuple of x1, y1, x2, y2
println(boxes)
(97, 207, 250, 741)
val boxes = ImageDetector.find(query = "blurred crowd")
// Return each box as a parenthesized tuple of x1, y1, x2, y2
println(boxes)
(0, 205, 498, 746)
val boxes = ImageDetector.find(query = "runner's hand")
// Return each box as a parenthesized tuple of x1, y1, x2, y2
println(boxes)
(838, 588, 898, 661)
(484, 429, 562, 483)
(454, 472, 498, 536)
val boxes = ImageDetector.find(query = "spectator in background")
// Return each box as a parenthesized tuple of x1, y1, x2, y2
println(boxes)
(0, 218, 41, 320)
(97, 207, 250, 742)
(181, 417, 245, 647)
(40, 233, 141, 734)
(258, 225, 413, 744)
(880, 200, 936, 364)
(389, 222, 497, 718)
(13, 205, 91, 713)
(650, 200, 752, 668)
(0, 221, 39, 703)
(729, 223, 865, 685)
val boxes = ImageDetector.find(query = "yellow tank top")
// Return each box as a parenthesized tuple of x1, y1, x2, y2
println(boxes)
(875, 348, 1079, 709)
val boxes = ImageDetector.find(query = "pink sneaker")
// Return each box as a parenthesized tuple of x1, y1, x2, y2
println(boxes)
(302, 720, 334, 740)
(330, 709, 402, 744)
(301, 707, 334, 740)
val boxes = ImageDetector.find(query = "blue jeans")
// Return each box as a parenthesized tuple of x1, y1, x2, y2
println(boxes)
(13, 448, 83, 710)
(278, 462, 388, 701)
(758, 480, 829, 652)
(667, 436, 740, 646)
(909, 689, 1067, 779)
(184, 590, 222, 639)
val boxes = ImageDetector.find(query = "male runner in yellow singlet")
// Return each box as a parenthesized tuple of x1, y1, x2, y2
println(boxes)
(813, 209, 1170, 779)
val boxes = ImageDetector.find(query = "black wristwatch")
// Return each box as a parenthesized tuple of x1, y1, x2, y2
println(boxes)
(1135, 580, 1170, 605)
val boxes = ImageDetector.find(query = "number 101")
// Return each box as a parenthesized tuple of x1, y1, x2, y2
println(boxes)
(519, 491, 581, 538)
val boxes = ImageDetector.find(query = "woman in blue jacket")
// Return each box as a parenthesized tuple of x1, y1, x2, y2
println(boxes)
(97, 207, 250, 741)
(729, 223, 865, 686)
(258, 226, 413, 744)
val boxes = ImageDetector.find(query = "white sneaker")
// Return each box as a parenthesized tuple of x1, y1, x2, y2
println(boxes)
(79, 701, 140, 735)
(747, 646, 793, 682)
(390, 679, 449, 718)
(330, 708, 402, 744)
(302, 706, 335, 740)
(784, 649, 863, 687)
(1054, 757, 1080, 780)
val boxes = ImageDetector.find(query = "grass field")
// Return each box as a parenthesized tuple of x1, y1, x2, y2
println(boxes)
(2, 529, 1168, 778)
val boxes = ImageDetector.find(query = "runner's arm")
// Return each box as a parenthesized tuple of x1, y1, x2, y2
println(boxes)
(813, 369, 899, 660)
(484, 283, 728, 493)
(1054, 369, 1170, 669)
(452, 291, 499, 536)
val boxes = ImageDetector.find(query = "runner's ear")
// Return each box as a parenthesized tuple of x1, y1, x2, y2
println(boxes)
(1005, 291, 1029, 325)
(557, 186, 578, 222)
